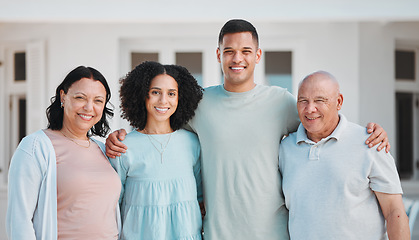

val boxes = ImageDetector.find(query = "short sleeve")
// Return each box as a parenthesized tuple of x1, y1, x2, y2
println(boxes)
(369, 149, 403, 194)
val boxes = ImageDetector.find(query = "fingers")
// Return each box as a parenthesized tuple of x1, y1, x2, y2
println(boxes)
(105, 129, 128, 158)
(118, 129, 128, 141)
(365, 127, 390, 153)
(366, 122, 375, 134)
(105, 147, 120, 158)
(365, 129, 380, 146)
(378, 139, 391, 153)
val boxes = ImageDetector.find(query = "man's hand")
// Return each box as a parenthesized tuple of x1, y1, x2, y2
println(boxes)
(105, 129, 128, 158)
(366, 123, 390, 153)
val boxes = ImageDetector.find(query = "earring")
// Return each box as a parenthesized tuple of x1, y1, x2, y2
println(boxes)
(61, 102, 64, 108)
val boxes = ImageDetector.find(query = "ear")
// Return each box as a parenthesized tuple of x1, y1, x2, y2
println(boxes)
(255, 48, 262, 64)
(216, 48, 221, 63)
(60, 90, 65, 103)
(337, 93, 343, 110)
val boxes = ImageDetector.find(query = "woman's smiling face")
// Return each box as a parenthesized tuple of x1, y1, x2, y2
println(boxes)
(145, 74, 179, 125)
(60, 77, 106, 137)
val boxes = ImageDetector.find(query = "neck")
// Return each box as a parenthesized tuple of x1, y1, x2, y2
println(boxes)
(60, 125, 88, 140)
(141, 121, 173, 135)
(223, 80, 256, 93)
(306, 116, 340, 143)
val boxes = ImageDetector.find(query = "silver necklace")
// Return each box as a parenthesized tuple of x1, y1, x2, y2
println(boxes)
(144, 130, 172, 163)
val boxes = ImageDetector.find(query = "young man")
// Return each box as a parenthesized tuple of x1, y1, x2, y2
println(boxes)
(106, 19, 389, 239)
(279, 71, 409, 239)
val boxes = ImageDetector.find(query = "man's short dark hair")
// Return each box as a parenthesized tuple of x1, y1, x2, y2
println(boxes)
(218, 19, 259, 47)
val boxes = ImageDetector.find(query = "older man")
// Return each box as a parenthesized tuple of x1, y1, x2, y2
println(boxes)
(279, 71, 409, 239)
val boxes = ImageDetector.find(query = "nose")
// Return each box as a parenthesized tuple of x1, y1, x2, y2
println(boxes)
(232, 51, 243, 63)
(306, 101, 317, 113)
(159, 93, 168, 104)
(83, 100, 94, 111)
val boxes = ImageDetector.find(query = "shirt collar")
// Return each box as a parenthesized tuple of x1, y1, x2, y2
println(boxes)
(296, 114, 347, 144)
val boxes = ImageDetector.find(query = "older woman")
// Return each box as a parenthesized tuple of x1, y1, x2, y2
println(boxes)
(6, 66, 121, 240)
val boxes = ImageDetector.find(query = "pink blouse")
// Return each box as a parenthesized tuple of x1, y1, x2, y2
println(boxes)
(45, 129, 121, 240)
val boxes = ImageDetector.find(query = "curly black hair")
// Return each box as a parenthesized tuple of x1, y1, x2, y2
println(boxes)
(46, 66, 114, 137)
(119, 61, 203, 131)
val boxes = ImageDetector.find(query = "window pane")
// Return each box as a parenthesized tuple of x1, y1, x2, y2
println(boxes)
(265, 51, 292, 91)
(396, 92, 413, 179)
(395, 50, 415, 80)
(18, 98, 26, 142)
(14, 52, 26, 81)
(131, 52, 158, 69)
(176, 52, 203, 86)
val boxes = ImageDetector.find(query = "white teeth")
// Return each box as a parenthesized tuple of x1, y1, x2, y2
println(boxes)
(307, 117, 317, 120)
(156, 107, 168, 112)
(79, 114, 93, 119)
(231, 67, 244, 70)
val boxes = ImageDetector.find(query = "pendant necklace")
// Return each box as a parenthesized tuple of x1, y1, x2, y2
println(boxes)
(60, 130, 91, 148)
(144, 129, 172, 163)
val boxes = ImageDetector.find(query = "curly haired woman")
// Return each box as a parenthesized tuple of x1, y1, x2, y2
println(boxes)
(112, 61, 204, 240)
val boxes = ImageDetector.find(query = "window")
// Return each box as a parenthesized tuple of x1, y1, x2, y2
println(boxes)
(131, 52, 158, 69)
(1, 41, 46, 187)
(265, 51, 292, 91)
(396, 92, 414, 179)
(395, 42, 419, 180)
(14, 52, 26, 81)
(176, 52, 203, 86)
(395, 50, 415, 81)
(18, 98, 27, 143)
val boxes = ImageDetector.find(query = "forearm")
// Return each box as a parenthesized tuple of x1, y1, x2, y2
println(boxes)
(386, 208, 410, 240)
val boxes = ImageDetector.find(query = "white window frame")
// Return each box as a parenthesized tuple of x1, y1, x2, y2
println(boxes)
(395, 40, 419, 181)
(0, 41, 46, 189)
(258, 37, 306, 96)
(395, 41, 419, 92)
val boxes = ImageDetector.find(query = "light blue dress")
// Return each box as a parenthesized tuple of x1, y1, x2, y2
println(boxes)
(112, 129, 202, 240)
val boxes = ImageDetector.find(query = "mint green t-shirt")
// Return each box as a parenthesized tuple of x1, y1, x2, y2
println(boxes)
(188, 84, 299, 240)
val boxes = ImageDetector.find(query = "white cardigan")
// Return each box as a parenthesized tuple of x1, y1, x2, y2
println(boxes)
(6, 129, 120, 240)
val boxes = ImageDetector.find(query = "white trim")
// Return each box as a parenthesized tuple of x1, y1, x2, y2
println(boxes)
(26, 40, 47, 135)
(0, 40, 46, 188)
(395, 42, 419, 92)
(395, 41, 419, 181)
(414, 94, 419, 180)
(0, 45, 5, 186)
(1, 44, 27, 188)
(258, 37, 306, 96)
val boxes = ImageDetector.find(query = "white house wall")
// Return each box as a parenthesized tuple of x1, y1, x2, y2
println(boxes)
(359, 22, 396, 154)
(0, 21, 418, 239)
(0, 21, 362, 133)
